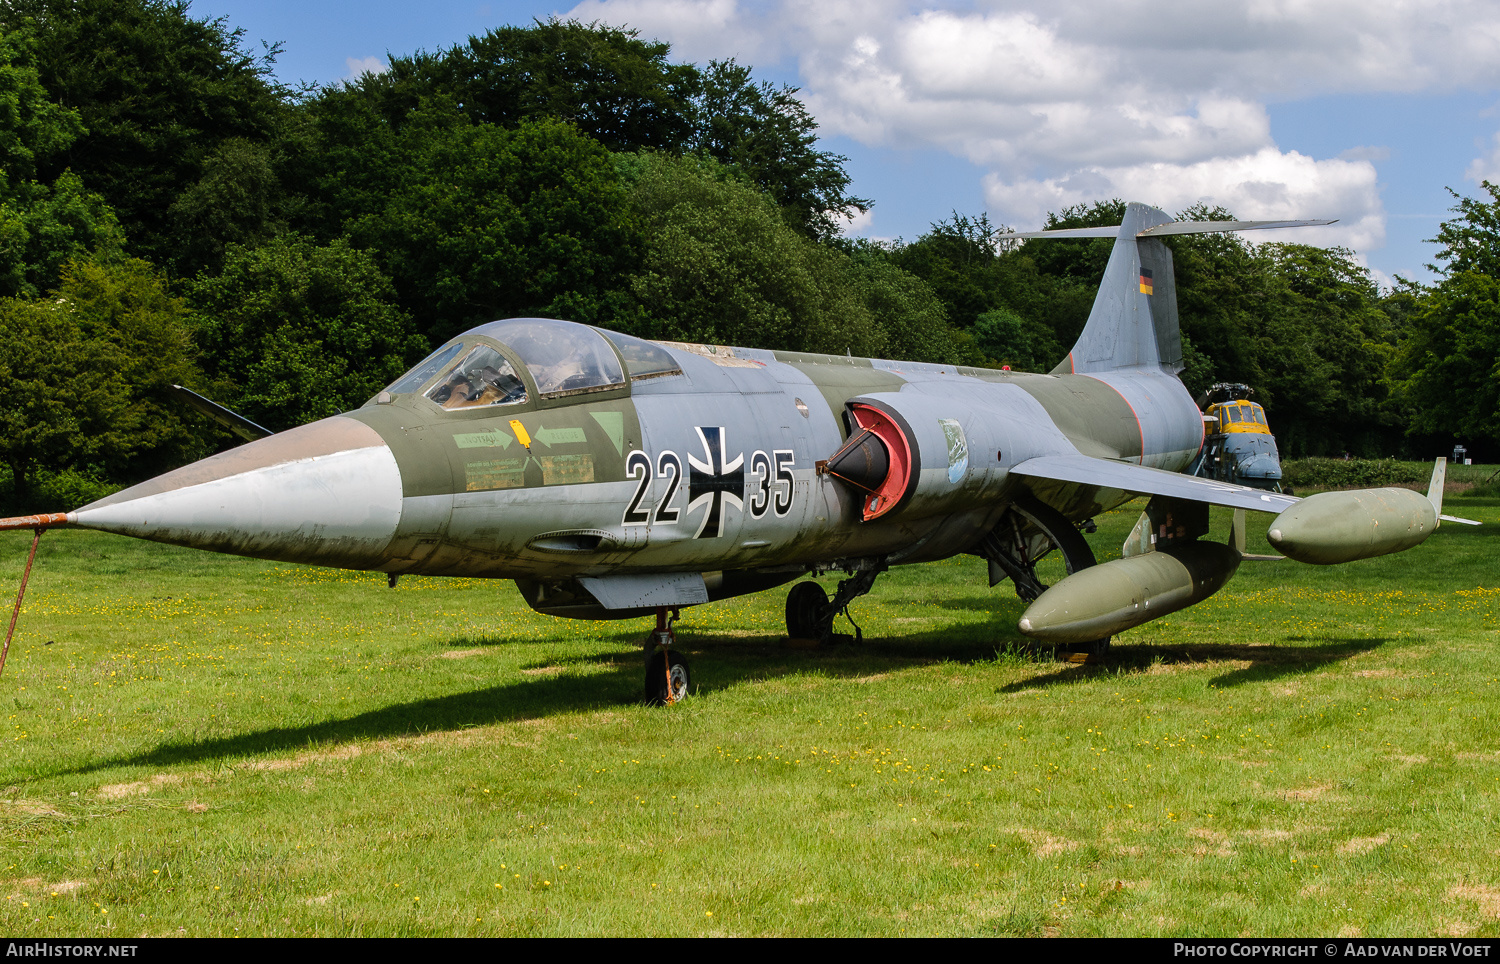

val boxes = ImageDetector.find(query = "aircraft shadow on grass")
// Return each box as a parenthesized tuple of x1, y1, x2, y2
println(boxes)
(63, 626, 1387, 778)
(55, 608, 1047, 776)
(997, 636, 1388, 693)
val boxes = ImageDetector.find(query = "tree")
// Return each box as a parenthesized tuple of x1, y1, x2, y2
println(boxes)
(620, 153, 956, 361)
(0, 256, 205, 504)
(1390, 182, 1500, 447)
(889, 213, 1094, 351)
(689, 60, 867, 239)
(0, 27, 124, 298)
(2, 0, 287, 271)
(1253, 243, 1396, 457)
(971, 307, 1063, 372)
(1428, 181, 1500, 278)
(168, 137, 286, 276)
(0, 170, 123, 299)
(187, 235, 422, 431)
(335, 114, 641, 344)
(1390, 271, 1500, 443)
(319, 20, 863, 238)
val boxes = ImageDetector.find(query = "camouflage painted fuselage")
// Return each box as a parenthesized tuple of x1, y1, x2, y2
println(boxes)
(73, 324, 1204, 618)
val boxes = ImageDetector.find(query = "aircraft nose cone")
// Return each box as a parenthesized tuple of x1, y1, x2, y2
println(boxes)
(71, 416, 403, 568)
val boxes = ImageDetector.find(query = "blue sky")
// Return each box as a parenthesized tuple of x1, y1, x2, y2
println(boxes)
(193, 0, 1500, 287)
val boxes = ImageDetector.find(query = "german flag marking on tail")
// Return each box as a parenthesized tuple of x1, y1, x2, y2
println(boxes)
(1139, 267, 1154, 295)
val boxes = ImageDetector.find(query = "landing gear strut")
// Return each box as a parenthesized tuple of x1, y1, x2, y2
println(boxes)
(644, 607, 690, 705)
(784, 561, 886, 644)
(977, 495, 1111, 658)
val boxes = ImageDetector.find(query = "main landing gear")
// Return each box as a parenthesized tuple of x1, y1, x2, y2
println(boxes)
(784, 561, 886, 644)
(644, 606, 690, 705)
(976, 495, 1111, 659)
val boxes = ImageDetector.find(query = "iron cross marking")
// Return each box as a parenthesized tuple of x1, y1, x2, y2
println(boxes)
(686, 426, 745, 539)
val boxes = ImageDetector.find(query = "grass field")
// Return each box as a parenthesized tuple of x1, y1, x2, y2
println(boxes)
(2, 492, 1499, 937)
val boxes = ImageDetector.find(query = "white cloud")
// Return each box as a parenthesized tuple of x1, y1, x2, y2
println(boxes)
(559, 0, 1500, 253)
(983, 148, 1384, 250)
(1466, 132, 1500, 186)
(840, 207, 875, 234)
(344, 56, 389, 81)
(562, 0, 765, 62)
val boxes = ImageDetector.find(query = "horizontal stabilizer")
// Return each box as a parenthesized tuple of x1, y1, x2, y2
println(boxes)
(1011, 454, 1298, 513)
(996, 218, 1336, 240)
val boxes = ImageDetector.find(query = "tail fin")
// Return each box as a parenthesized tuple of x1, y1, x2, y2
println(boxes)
(1427, 457, 1447, 521)
(997, 206, 1336, 376)
(1064, 202, 1182, 374)
(1427, 457, 1480, 526)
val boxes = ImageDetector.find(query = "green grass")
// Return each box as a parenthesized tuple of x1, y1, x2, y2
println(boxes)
(2, 497, 1500, 936)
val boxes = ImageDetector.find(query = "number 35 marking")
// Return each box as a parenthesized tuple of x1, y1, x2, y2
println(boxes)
(748, 449, 794, 519)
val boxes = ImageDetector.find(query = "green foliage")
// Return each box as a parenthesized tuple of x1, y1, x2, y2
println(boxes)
(0, 171, 124, 299)
(1390, 184, 1500, 447)
(3, 0, 287, 271)
(1390, 269, 1500, 442)
(971, 306, 1063, 372)
(0, 462, 118, 514)
(57, 257, 207, 480)
(337, 114, 640, 344)
(187, 235, 422, 431)
(689, 59, 868, 240)
(1280, 457, 1432, 489)
(354, 18, 699, 152)
(0, 26, 81, 183)
(0, 28, 124, 298)
(168, 137, 285, 276)
(1028, 199, 1126, 286)
(0, 257, 203, 506)
(1428, 181, 1500, 277)
(323, 19, 862, 239)
(843, 249, 959, 363)
(1250, 243, 1397, 457)
(888, 212, 1093, 353)
(621, 154, 957, 361)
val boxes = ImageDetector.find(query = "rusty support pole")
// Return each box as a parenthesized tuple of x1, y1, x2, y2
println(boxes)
(1, 527, 44, 680)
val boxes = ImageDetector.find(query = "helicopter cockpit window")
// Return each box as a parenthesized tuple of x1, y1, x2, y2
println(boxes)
(384, 342, 466, 395)
(1228, 407, 1243, 423)
(602, 331, 682, 380)
(471, 319, 626, 398)
(425, 346, 528, 410)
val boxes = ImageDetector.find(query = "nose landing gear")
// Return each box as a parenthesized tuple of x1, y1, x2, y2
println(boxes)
(644, 606, 690, 705)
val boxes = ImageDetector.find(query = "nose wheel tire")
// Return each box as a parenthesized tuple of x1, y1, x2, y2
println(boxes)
(646, 649, 691, 705)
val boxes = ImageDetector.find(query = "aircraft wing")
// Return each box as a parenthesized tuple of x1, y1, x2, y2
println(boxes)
(1010, 455, 1298, 513)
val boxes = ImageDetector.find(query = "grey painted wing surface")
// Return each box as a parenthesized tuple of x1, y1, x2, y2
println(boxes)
(1011, 454, 1298, 513)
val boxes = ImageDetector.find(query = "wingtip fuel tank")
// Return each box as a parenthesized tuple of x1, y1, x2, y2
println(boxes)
(1266, 487, 1436, 565)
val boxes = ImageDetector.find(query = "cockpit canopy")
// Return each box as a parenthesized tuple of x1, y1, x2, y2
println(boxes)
(381, 318, 682, 410)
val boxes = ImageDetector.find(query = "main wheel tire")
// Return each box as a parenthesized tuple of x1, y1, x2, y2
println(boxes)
(785, 581, 828, 639)
(645, 650, 690, 705)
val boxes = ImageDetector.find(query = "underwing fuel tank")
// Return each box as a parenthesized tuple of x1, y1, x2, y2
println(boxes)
(1016, 541, 1242, 644)
(1266, 488, 1436, 565)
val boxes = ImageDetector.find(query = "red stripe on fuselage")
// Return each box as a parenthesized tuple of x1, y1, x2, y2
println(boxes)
(1079, 374, 1146, 465)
